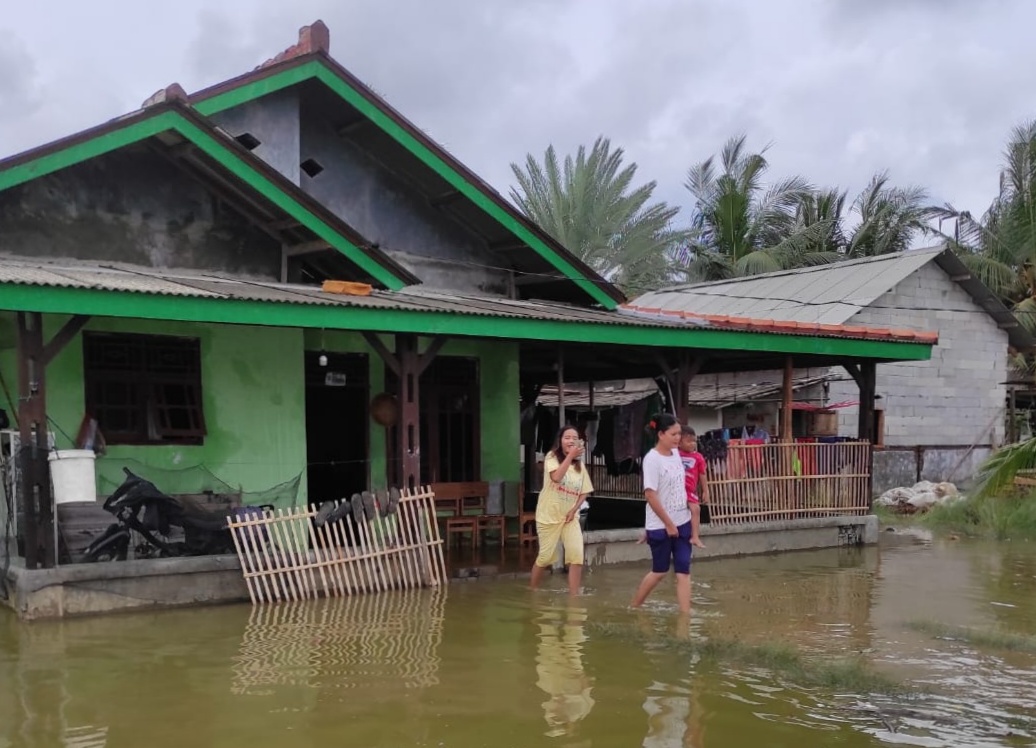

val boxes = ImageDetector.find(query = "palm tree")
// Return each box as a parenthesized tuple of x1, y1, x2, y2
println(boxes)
(933, 121, 1036, 330)
(794, 173, 934, 259)
(678, 135, 838, 282)
(509, 137, 684, 296)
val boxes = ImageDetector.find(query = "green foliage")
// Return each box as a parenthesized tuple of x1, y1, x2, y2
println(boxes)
(586, 621, 910, 695)
(509, 137, 686, 297)
(906, 621, 1036, 655)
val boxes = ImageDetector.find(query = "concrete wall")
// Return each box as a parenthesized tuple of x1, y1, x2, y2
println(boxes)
(0, 146, 282, 279)
(828, 261, 1007, 450)
(1, 314, 311, 506)
(0, 318, 520, 507)
(295, 104, 511, 295)
(210, 89, 302, 186)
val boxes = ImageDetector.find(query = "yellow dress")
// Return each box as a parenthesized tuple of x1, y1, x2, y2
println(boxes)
(534, 453, 593, 568)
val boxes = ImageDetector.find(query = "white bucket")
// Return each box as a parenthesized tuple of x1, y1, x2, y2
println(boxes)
(48, 450, 98, 505)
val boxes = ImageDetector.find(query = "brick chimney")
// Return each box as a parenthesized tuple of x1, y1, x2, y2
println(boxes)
(141, 83, 188, 109)
(257, 20, 330, 69)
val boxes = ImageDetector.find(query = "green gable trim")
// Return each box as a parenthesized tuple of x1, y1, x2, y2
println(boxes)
(195, 60, 619, 310)
(0, 109, 408, 291)
(0, 283, 934, 361)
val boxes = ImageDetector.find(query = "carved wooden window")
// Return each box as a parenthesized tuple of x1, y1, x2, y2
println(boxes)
(83, 333, 206, 445)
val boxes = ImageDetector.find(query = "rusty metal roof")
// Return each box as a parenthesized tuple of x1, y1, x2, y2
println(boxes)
(0, 258, 947, 345)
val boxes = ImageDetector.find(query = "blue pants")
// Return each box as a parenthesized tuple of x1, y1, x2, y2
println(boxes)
(645, 521, 693, 574)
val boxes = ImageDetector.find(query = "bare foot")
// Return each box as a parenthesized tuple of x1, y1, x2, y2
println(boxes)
(636, 531, 646, 545)
(691, 537, 706, 549)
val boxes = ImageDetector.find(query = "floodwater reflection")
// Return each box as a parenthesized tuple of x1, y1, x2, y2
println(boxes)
(533, 603, 595, 737)
(1, 536, 1034, 747)
(232, 587, 447, 695)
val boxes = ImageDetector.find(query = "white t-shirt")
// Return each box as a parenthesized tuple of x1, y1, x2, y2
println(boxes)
(642, 448, 692, 531)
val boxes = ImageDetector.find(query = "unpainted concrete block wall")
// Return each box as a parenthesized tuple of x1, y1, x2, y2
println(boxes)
(827, 261, 1007, 450)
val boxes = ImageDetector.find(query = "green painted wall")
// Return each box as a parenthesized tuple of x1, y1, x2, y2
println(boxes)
(306, 332, 521, 488)
(0, 316, 520, 506)
(0, 313, 309, 508)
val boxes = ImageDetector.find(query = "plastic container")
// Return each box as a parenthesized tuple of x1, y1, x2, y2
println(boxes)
(48, 450, 98, 505)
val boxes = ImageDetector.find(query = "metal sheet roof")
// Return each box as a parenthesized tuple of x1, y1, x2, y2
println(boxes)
(537, 374, 831, 409)
(633, 247, 1034, 350)
(0, 258, 942, 346)
(635, 249, 940, 325)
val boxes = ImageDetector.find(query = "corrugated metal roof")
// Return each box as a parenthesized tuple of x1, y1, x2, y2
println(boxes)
(0, 258, 941, 344)
(537, 374, 831, 409)
(0, 259, 671, 327)
(633, 246, 1035, 350)
(634, 249, 940, 325)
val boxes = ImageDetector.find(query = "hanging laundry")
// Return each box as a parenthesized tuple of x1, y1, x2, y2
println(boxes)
(613, 398, 650, 463)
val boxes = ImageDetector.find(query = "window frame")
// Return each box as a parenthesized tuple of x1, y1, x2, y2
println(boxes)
(83, 332, 206, 446)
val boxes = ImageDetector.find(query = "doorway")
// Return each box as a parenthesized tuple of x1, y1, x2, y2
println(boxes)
(305, 352, 369, 503)
(385, 356, 480, 486)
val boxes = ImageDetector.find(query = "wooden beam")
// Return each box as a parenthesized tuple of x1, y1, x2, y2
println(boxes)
(841, 362, 863, 389)
(429, 191, 462, 208)
(337, 118, 368, 136)
(780, 355, 794, 442)
(857, 361, 877, 443)
(268, 219, 302, 231)
(950, 273, 971, 281)
(397, 334, 422, 490)
(42, 315, 90, 366)
(417, 336, 449, 375)
(283, 240, 332, 258)
(361, 332, 400, 376)
(557, 345, 565, 429)
(16, 312, 55, 569)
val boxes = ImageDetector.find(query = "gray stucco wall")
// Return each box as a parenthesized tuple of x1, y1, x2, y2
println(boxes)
(210, 89, 302, 186)
(298, 106, 509, 294)
(0, 145, 282, 278)
(827, 261, 1007, 449)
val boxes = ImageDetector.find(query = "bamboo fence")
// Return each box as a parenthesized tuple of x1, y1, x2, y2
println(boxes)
(545, 441, 871, 525)
(227, 486, 447, 605)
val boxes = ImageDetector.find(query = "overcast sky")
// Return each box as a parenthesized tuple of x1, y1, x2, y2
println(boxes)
(1, 0, 1032, 227)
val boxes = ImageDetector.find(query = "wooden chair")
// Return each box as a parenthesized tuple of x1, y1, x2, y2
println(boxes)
(445, 516, 479, 547)
(518, 481, 538, 547)
(476, 514, 506, 546)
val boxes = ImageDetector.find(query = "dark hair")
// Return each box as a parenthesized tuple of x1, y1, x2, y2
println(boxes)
(681, 424, 697, 437)
(551, 424, 583, 471)
(645, 413, 679, 439)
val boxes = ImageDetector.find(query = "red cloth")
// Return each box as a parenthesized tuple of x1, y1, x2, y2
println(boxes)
(679, 449, 707, 498)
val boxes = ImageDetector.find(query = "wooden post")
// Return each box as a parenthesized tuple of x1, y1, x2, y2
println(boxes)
(16, 312, 54, 569)
(674, 353, 696, 425)
(857, 362, 877, 508)
(1009, 387, 1018, 443)
(857, 362, 877, 443)
(397, 335, 422, 491)
(557, 346, 565, 429)
(780, 356, 794, 442)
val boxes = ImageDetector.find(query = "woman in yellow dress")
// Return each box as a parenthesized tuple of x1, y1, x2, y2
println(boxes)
(530, 425, 593, 595)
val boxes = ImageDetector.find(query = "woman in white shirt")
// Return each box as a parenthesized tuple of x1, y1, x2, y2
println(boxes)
(631, 413, 693, 614)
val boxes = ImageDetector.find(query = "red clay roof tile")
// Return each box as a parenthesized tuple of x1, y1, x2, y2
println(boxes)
(619, 303, 938, 345)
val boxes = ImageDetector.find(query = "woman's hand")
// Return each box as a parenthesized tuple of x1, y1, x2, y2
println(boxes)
(665, 522, 678, 537)
(564, 507, 578, 524)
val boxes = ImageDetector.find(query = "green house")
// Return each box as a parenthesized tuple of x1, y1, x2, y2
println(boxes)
(0, 22, 935, 569)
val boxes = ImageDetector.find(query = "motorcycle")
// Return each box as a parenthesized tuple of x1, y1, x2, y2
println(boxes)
(83, 468, 273, 562)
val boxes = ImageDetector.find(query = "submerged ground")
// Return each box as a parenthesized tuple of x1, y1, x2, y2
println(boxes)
(2, 531, 1034, 747)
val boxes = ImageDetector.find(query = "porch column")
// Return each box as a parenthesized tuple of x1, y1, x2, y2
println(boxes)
(396, 335, 422, 490)
(780, 356, 794, 442)
(857, 362, 877, 443)
(16, 312, 51, 569)
(674, 353, 695, 425)
(557, 345, 565, 429)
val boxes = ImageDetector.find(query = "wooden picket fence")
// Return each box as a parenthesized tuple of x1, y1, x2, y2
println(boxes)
(227, 486, 447, 605)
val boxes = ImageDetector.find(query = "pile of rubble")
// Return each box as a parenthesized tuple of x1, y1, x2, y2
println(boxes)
(876, 481, 962, 514)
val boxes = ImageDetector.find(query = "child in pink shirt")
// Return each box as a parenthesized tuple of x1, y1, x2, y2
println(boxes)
(678, 426, 709, 548)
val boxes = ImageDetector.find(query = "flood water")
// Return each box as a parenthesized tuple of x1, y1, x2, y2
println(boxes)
(2, 533, 1035, 747)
